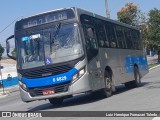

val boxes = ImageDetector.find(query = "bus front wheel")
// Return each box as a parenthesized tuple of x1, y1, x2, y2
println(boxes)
(101, 71, 113, 98)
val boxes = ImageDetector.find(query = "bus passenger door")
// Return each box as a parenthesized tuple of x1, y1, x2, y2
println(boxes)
(83, 25, 102, 90)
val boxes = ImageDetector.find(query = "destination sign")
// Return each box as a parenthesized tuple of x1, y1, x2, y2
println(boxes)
(16, 9, 75, 30)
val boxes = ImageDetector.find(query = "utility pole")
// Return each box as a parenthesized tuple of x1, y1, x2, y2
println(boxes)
(0, 60, 4, 94)
(0, 57, 2, 80)
(105, 0, 110, 18)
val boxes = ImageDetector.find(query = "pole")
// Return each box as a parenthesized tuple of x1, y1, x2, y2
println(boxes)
(105, 0, 110, 18)
(0, 60, 4, 94)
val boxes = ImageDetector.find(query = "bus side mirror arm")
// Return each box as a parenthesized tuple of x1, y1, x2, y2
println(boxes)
(6, 35, 16, 60)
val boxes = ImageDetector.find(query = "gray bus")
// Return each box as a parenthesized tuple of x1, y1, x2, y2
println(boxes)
(6, 7, 148, 105)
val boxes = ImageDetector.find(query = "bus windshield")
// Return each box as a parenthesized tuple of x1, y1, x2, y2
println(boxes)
(20, 23, 84, 69)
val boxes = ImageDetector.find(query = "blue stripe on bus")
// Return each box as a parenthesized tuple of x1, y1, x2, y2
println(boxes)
(125, 56, 148, 73)
(22, 68, 78, 88)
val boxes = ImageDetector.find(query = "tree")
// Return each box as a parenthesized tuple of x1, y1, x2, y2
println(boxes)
(117, 3, 149, 50)
(140, 23, 149, 49)
(117, 3, 145, 27)
(0, 44, 4, 60)
(147, 8, 160, 51)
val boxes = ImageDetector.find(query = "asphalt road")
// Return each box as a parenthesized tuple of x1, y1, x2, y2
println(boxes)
(0, 66, 160, 120)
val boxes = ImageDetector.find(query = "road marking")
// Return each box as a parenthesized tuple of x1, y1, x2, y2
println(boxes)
(26, 117, 37, 120)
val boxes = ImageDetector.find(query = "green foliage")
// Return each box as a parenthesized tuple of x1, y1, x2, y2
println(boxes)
(117, 3, 160, 52)
(148, 63, 160, 69)
(0, 44, 4, 60)
(117, 3, 145, 27)
(140, 23, 149, 49)
(147, 8, 160, 48)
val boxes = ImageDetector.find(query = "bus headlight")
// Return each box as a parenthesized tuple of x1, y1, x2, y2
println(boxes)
(79, 69, 85, 78)
(19, 81, 23, 86)
(72, 74, 78, 81)
(18, 73, 28, 91)
(72, 66, 86, 83)
(19, 81, 27, 92)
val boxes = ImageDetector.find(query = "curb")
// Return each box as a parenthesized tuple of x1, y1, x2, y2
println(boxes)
(6, 86, 19, 94)
(149, 64, 160, 71)
(0, 85, 19, 98)
(0, 92, 9, 99)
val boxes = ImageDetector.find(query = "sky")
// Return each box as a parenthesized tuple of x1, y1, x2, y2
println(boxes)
(0, 0, 160, 48)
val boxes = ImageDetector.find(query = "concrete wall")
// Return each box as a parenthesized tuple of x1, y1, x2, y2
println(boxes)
(0, 62, 18, 88)
(0, 77, 18, 88)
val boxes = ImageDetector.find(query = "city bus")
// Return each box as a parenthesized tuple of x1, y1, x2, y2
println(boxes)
(6, 7, 148, 105)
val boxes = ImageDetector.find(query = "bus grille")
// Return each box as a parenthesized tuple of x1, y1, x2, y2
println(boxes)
(22, 65, 72, 78)
(28, 82, 70, 97)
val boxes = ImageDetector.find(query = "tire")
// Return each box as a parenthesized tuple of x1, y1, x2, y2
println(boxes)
(125, 66, 141, 89)
(49, 98, 63, 106)
(132, 66, 141, 87)
(101, 71, 113, 98)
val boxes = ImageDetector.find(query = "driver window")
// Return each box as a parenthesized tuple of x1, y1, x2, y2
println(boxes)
(85, 26, 98, 50)
(84, 25, 98, 61)
(87, 28, 94, 38)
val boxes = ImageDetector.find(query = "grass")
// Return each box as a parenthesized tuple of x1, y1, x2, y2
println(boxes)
(148, 63, 160, 69)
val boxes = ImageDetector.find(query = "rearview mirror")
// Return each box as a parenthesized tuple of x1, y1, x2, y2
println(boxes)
(6, 40, 10, 53)
(6, 35, 16, 60)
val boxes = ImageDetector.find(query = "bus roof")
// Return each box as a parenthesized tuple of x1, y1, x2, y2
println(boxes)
(75, 7, 139, 31)
(19, 7, 72, 21)
(18, 7, 139, 31)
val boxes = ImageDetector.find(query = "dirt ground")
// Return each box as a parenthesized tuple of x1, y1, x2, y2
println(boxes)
(1, 58, 16, 64)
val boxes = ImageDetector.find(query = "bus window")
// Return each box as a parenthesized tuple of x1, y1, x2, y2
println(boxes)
(83, 25, 98, 61)
(80, 15, 93, 26)
(124, 28, 134, 49)
(94, 19, 109, 47)
(115, 26, 125, 49)
(105, 23, 117, 48)
(137, 31, 142, 50)
(131, 30, 139, 50)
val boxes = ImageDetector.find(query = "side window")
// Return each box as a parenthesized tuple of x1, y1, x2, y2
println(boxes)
(80, 14, 98, 61)
(86, 26, 98, 50)
(137, 31, 143, 50)
(105, 23, 117, 48)
(115, 26, 126, 49)
(94, 19, 109, 47)
(131, 30, 139, 49)
(83, 25, 98, 61)
(124, 28, 134, 49)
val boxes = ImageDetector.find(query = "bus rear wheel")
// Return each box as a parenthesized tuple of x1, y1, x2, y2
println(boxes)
(125, 66, 141, 89)
(49, 98, 63, 106)
(133, 66, 141, 87)
(101, 71, 113, 98)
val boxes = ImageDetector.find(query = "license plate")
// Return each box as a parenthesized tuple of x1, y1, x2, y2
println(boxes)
(43, 89, 55, 95)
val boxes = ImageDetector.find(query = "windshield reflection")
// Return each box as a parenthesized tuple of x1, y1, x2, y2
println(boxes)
(20, 23, 83, 69)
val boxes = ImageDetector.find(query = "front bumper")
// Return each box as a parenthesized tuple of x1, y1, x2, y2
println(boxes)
(20, 72, 91, 102)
